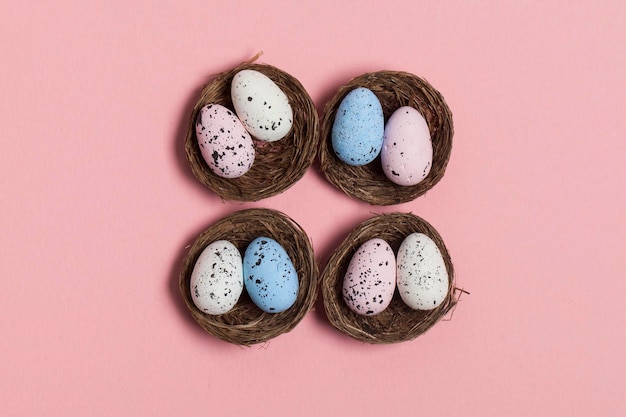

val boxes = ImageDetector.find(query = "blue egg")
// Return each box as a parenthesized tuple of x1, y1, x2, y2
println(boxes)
(243, 237, 299, 313)
(331, 87, 384, 166)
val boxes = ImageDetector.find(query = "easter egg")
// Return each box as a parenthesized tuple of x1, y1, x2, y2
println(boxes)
(396, 233, 449, 310)
(342, 238, 396, 316)
(381, 106, 432, 186)
(331, 87, 384, 166)
(190, 240, 244, 315)
(195, 104, 255, 178)
(231, 69, 293, 142)
(243, 237, 299, 313)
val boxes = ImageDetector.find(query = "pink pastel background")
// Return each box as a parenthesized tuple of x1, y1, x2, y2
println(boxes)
(1, 1, 625, 415)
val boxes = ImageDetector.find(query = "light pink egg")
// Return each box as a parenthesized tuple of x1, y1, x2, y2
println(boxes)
(381, 106, 432, 186)
(342, 238, 396, 316)
(196, 103, 255, 178)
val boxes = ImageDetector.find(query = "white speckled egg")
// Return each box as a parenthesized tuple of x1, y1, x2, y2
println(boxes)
(397, 233, 449, 310)
(196, 104, 255, 178)
(243, 237, 299, 313)
(231, 69, 293, 142)
(342, 238, 396, 316)
(190, 240, 244, 315)
(381, 106, 433, 186)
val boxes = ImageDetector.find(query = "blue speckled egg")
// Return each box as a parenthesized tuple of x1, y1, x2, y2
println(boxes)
(243, 237, 299, 313)
(331, 87, 384, 166)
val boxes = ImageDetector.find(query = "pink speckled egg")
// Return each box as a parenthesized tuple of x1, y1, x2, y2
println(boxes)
(381, 106, 432, 186)
(342, 238, 396, 316)
(195, 103, 255, 178)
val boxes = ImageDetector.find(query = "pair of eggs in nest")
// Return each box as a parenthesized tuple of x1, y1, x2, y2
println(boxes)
(342, 233, 449, 316)
(195, 69, 293, 179)
(331, 87, 433, 187)
(190, 237, 299, 315)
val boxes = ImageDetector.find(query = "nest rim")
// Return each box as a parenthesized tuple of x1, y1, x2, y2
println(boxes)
(322, 212, 458, 344)
(319, 71, 454, 206)
(185, 57, 319, 202)
(179, 208, 319, 346)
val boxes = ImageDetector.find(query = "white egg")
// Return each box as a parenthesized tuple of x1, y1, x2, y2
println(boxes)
(231, 69, 293, 142)
(190, 240, 244, 315)
(396, 233, 449, 310)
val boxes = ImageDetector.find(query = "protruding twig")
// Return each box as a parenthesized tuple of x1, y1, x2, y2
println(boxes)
(244, 50, 264, 65)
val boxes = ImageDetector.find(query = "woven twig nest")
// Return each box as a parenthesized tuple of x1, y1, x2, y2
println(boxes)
(319, 71, 454, 205)
(322, 212, 458, 344)
(179, 208, 318, 345)
(185, 53, 319, 201)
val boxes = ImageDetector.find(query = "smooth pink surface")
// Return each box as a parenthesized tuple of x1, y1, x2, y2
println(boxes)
(1, 1, 625, 416)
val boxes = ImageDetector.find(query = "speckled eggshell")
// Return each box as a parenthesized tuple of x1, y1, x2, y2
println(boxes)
(331, 87, 384, 166)
(381, 106, 433, 186)
(243, 237, 299, 313)
(231, 69, 293, 142)
(342, 238, 396, 316)
(190, 240, 244, 315)
(396, 233, 449, 310)
(195, 104, 255, 178)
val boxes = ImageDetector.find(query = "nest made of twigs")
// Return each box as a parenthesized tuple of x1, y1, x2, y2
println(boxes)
(185, 53, 319, 202)
(179, 208, 318, 345)
(322, 212, 458, 344)
(319, 71, 454, 205)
